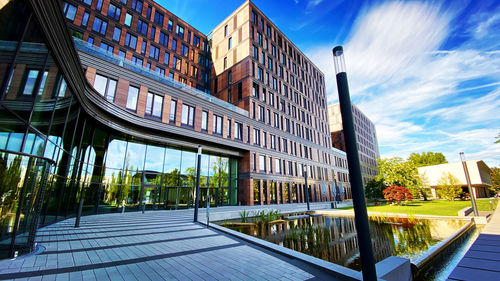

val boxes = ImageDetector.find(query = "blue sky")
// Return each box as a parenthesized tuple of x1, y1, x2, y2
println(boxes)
(158, 0, 500, 167)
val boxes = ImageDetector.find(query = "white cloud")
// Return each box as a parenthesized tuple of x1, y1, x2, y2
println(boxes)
(306, 1, 500, 167)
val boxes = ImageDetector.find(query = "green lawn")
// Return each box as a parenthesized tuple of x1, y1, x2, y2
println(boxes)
(340, 198, 498, 216)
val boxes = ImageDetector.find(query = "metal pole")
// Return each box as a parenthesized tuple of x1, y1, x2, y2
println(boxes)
(304, 165, 310, 211)
(194, 145, 202, 222)
(332, 46, 377, 280)
(460, 152, 479, 216)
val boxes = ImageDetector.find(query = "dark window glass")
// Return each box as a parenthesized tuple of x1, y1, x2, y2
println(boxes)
(125, 33, 137, 49)
(132, 0, 143, 13)
(96, 0, 103, 11)
(149, 45, 159, 60)
(150, 26, 156, 40)
(176, 25, 184, 38)
(100, 42, 113, 53)
(112, 27, 121, 42)
(181, 44, 188, 57)
(193, 35, 200, 48)
(92, 17, 107, 35)
(63, 2, 77, 20)
(168, 19, 173, 31)
(154, 12, 164, 25)
(81, 12, 90, 27)
(164, 51, 170, 65)
(159, 31, 168, 47)
(107, 3, 121, 20)
(137, 19, 148, 35)
(171, 39, 177, 51)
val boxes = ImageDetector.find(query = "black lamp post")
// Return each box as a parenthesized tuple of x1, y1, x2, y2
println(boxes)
(332, 46, 377, 280)
(460, 152, 479, 216)
(193, 145, 202, 222)
(303, 164, 310, 211)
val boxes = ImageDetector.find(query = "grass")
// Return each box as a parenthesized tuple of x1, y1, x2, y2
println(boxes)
(339, 198, 498, 216)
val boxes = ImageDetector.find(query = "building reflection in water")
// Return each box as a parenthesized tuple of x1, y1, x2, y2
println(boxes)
(225, 215, 467, 271)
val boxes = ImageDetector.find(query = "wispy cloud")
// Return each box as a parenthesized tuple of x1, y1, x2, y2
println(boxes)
(306, 1, 500, 166)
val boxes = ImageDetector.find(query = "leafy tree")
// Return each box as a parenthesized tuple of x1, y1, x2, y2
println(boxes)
(364, 178, 386, 200)
(489, 167, 500, 194)
(376, 157, 426, 199)
(408, 152, 447, 167)
(383, 186, 413, 205)
(436, 172, 462, 201)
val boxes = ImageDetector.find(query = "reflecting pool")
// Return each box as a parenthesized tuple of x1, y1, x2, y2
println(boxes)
(220, 214, 468, 271)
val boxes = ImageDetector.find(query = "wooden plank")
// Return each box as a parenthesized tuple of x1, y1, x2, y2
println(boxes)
(448, 266, 500, 280)
(459, 257, 500, 272)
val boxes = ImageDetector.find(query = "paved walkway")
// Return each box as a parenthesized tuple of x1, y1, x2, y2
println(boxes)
(0, 202, 351, 281)
(447, 201, 500, 280)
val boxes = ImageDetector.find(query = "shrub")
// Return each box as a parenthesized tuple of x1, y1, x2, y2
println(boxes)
(437, 172, 462, 201)
(383, 185, 413, 205)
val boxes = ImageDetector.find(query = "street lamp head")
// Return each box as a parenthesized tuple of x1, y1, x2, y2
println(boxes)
(332, 46, 346, 74)
(459, 152, 465, 162)
(197, 145, 202, 155)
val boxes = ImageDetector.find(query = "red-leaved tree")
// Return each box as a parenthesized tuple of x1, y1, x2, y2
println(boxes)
(383, 185, 413, 205)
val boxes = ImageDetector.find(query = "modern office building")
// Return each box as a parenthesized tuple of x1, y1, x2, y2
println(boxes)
(328, 103, 379, 185)
(0, 0, 348, 258)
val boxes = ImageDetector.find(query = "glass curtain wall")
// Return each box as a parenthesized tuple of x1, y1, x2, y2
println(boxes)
(0, 0, 238, 259)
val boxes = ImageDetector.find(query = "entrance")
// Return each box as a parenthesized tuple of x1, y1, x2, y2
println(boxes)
(139, 171, 162, 210)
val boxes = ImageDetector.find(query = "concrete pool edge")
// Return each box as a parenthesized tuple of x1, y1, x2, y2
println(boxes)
(203, 221, 364, 281)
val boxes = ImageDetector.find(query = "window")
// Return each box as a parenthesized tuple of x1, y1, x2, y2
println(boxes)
(213, 115, 223, 135)
(223, 57, 227, 69)
(252, 45, 258, 59)
(146, 6, 151, 19)
(83, 0, 92, 5)
(176, 25, 184, 38)
(270, 134, 276, 149)
(125, 33, 137, 49)
(267, 26, 272, 37)
(22, 70, 47, 96)
(168, 72, 174, 79)
(125, 13, 132, 26)
(228, 37, 232, 49)
(146, 92, 163, 117)
(149, 45, 159, 60)
(63, 2, 77, 20)
(258, 105, 264, 122)
(99, 42, 113, 53)
(201, 111, 208, 130)
(141, 41, 146, 54)
(224, 25, 228, 37)
(126, 85, 139, 110)
(137, 19, 148, 35)
(93, 74, 117, 102)
(187, 31, 191, 43)
(113, 27, 121, 42)
(159, 32, 168, 47)
(132, 0, 143, 13)
(228, 71, 232, 85)
(81, 12, 90, 26)
(154, 11, 164, 25)
(107, 3, 121, 20)
(275, 158, 281, 174)
(92, 17, 107, 35)
(56, 77, 67, 98)
(262, 132, 267, 147)
(155, 67, 165, 75)
(181, 104, 195, 127)
(171, 39, 177, 51)
(257, 67, 263, 81)
(274, 113, 279, 128)
(259, 155, 265, 171)
(234, 122, 242, 140)
(181, 44, 189, 57)
(253, 128, 260, 145)
(227, 119, 231, 138)
(150, 26, 156, 40)
(168, 20, 173, 31)
(257, 32, 262, 46)
(252, 10, 258, 24)
(164, 52, 170, 65)
(173, 57, 181, 71)
(95, 0, 103, 10)
(131, 55, 142, 65)
(252, 83, 259, 98)
(193, 35, 200, 48)
(169, 100, 177, 121)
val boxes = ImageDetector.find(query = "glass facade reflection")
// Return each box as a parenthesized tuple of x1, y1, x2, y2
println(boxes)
(0, 1, 238, 259)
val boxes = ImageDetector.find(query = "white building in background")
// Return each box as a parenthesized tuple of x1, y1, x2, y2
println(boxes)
(418, 160, 492, 198)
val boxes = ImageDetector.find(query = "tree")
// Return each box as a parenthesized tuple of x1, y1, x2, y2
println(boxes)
(364, 178, 386, 200)
(490, 167, 500, 194)
(436, 172, 462, 200)
(408, 152, 447, 167)
(383, 186, 413, 205)
(376, 157, 426, 199)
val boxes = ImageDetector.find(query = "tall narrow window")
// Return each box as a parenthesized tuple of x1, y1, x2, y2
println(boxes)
(201, 111, 208, 130)
(213, 115, 223, 135)
(224, 25, 228, 37)
(181, 104, 195, 127)
(227, 119, 231, 138)
(234, 122, 242, 140)
(170, 100, 177, 122)
(126, 86, 139, 110)
(93, 74, 117, 102)
(145, 92, 163, 117)
(228, 37, 232, 49)
(81, 12, 90, 27)
(63, 2, 77, 20)
(125, 13, 132, 26)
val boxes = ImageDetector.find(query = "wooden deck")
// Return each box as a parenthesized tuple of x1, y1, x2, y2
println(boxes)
(448, 202, 500, 280)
